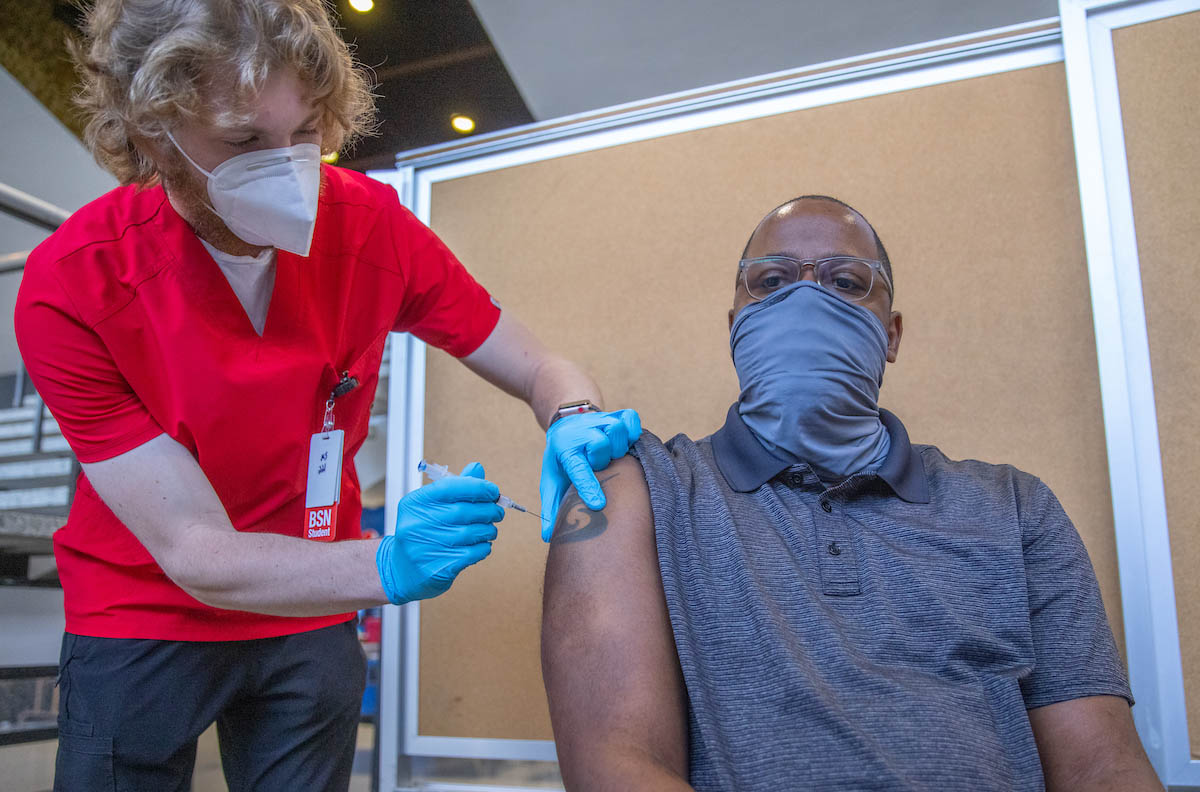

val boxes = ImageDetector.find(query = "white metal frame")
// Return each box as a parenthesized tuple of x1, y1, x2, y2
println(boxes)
(382, 320, 415, 781)
(408, 23, 1061, 203)
(367, 4, 1198, 786)
(371, 16, 1064, 775)
(1060, 0, 1200, 785)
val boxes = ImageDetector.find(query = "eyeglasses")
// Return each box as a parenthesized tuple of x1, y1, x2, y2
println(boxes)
(738, 256, 893, 303)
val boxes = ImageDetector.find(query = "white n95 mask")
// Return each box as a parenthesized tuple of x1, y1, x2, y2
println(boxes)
(166, 130, 321, 256)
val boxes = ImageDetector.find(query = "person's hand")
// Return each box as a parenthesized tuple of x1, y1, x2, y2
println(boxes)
(376, 462, 504, 603)
(539, 409, 642, 540)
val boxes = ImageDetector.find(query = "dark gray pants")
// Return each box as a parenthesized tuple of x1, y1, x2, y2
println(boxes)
(53, 620, 366, 792)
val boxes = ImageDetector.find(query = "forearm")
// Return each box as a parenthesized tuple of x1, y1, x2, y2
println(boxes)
(166, 526, 388, 616)
(528, 354, 604, 429)
(460, 312, 604, 429)
(1030, 696, 1163, 792)
(1047, 762, 1163, 792)
(559, 743, 693, 792)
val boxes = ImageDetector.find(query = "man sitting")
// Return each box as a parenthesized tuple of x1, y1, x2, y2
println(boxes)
(540, 196, 1162, 791)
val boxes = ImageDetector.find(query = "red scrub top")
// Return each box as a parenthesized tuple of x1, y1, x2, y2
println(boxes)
(14, 165, 501, 640)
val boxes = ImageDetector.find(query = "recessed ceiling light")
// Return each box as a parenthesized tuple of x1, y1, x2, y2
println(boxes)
(450, 114, 476, 134)
(349, 0, 373, 13)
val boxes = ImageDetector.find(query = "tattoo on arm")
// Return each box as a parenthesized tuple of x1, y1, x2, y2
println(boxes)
(552, 472, 619, 544)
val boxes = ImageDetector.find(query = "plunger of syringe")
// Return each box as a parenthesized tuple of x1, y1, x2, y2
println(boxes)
(417, 459, 530, 513)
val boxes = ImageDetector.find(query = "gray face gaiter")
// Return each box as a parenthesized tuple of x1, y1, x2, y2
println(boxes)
(730, 280, 891, 481)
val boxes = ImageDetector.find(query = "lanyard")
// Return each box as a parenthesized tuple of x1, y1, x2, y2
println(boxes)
(322, 371, 360, 431)
(306, 371, 359, 541)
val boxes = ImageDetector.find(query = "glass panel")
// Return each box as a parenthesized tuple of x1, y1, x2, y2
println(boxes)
(0, 673, 58, 743)
(406, 756, 563, 788)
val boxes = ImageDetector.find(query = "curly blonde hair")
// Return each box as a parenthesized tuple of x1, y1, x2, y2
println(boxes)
(72, 0, 377, 184)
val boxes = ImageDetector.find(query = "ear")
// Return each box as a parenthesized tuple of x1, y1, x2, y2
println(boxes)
(885, 311, 903, 363)
(132, 133, 176, 184)
(132, 133, 163, 166)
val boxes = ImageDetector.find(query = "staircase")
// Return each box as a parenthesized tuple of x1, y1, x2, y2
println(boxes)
(0, 396, 74, 589)
(0, 397, 75, 517)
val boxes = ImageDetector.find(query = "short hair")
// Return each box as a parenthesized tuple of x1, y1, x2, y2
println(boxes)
(739, 195, 894, 300)
(71, 0, 378, 185)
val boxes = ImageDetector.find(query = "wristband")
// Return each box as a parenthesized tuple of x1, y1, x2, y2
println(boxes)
(549, 399, 601, 428)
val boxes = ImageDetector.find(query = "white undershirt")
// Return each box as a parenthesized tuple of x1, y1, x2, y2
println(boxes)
(199, 238, 276, 336)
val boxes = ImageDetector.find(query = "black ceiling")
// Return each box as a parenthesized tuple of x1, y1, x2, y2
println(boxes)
(45, 0, 534, 172)
(332, 0, 534, 171)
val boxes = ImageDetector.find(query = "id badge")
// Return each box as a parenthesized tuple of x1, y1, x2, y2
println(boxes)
(304, 429, 344, 541)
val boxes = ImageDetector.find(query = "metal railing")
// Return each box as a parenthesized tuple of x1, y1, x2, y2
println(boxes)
(0, 181, 76, 745)
(0, 250, 30, 276)
(0, 181, 70, 232)
(0, 179, 70, 454)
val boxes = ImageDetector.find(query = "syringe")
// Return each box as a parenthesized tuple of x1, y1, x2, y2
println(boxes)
(417, 459, 530, 513)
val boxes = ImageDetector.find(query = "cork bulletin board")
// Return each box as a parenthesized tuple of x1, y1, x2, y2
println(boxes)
(413, 62, 1120, 740)
(1113, 9, 1200, 757)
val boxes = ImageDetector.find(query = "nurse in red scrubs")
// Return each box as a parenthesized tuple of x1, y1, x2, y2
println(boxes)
(14, 2, 639, 790)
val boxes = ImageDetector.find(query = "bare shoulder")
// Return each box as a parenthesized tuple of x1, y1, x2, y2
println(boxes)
(549, 454, 651, 547)
(543, 453, 658, 622)
(541, 455, 689, 788)
(543, 452, 663, 659)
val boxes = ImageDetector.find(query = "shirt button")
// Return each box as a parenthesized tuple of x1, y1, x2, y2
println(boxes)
(827, 542, 842, 556)
(821, 501, 833, 513)
(787, 473, 804, 486)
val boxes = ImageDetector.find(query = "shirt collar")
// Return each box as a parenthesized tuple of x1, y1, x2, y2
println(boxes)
(710, 404, 930, 503)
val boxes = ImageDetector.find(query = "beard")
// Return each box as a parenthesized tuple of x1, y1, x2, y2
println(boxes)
(158, 154, 272, 257)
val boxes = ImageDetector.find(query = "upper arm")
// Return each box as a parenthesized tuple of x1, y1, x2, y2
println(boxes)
(1019, 479, 1130, 708)
(15, 267, 233, 590)
(385, 196, 500, 357)
(81, 434, 236, 587)
(460, 310, 552, 403)
(15, 270, 163, 462)
(1019, 480, 1158, 789)
(541, 454, 689, 788)
(1028, 696, 1162, 791)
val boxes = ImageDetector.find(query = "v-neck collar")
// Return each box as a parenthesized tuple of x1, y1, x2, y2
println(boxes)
(198, 238, 277, 337)
(154, 188, 288, 342)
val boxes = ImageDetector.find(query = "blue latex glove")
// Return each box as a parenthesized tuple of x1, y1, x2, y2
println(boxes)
(539, 408, 642, 540)
(376, 462, 504, 604)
